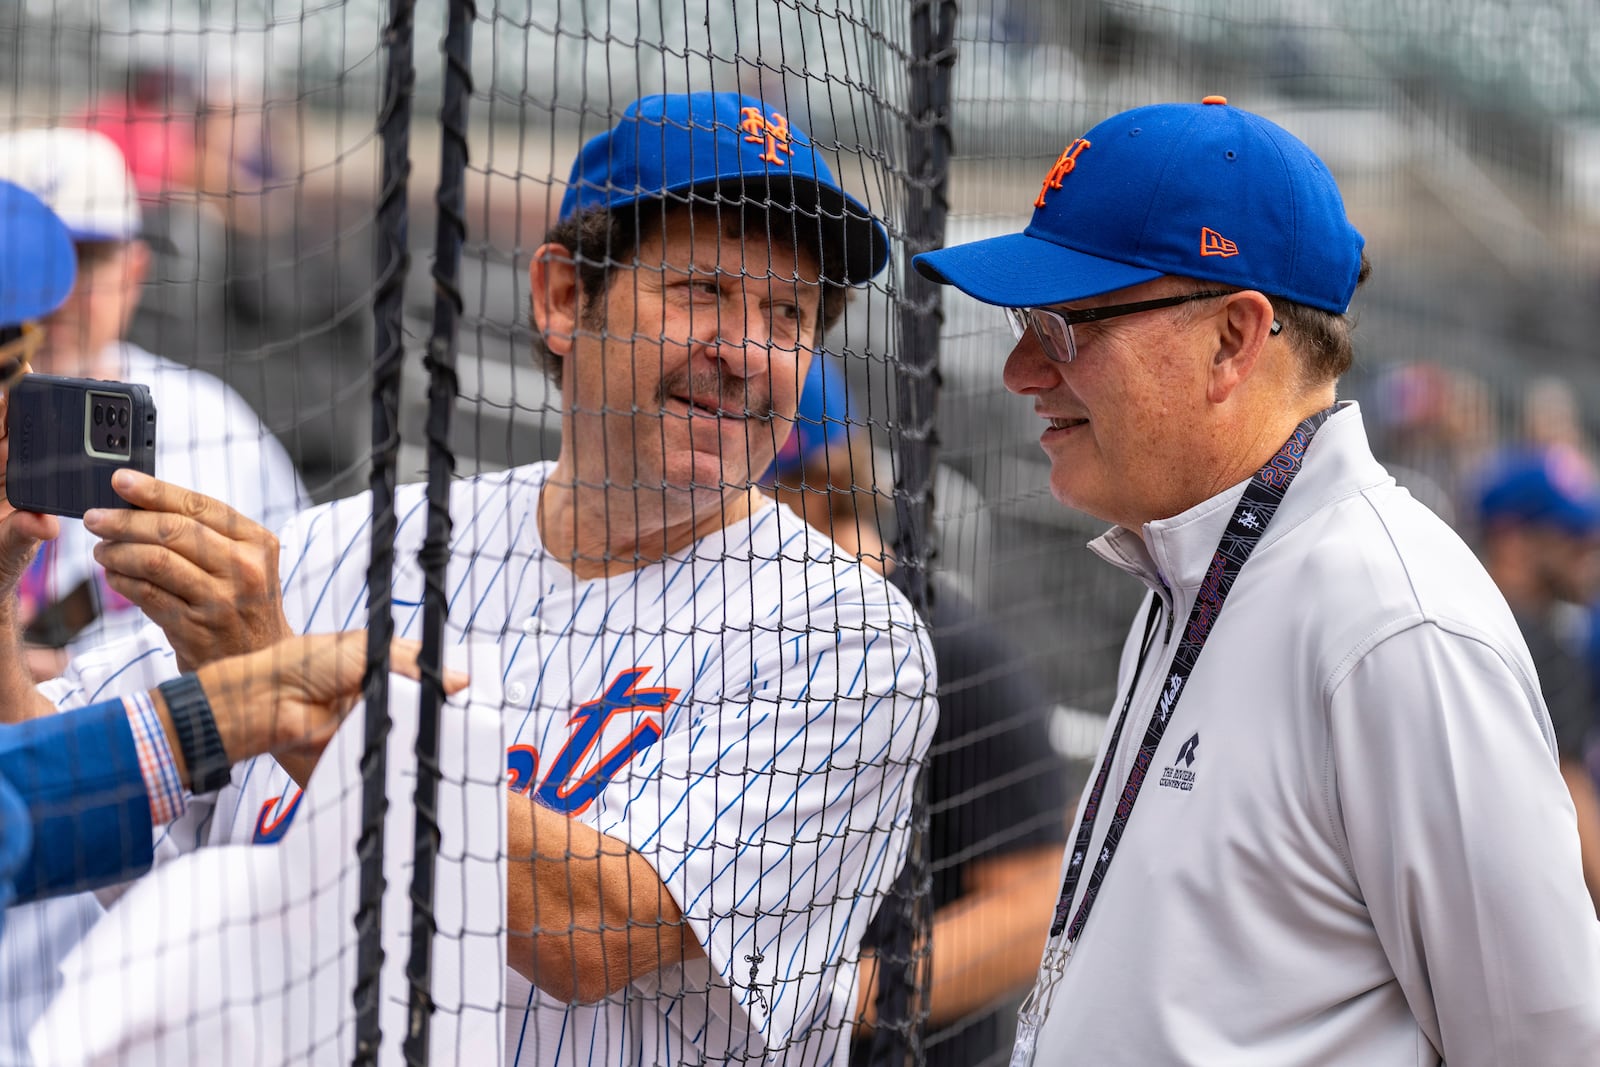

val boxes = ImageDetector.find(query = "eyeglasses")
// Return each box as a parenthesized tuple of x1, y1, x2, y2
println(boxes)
(1004, 289, 1283, 363)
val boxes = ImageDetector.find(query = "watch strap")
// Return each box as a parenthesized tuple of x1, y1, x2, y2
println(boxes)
(159, 673, 231, 795)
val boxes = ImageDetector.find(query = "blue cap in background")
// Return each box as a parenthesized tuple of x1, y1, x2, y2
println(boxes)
(913, 97, 1365, 313)
(0, 180, 75, 329)
(1476, 448, 1600, 538)
(765, 352, 856, 483)
(560, 92, 891, 286)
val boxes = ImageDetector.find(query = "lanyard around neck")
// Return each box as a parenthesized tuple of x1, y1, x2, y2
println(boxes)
(1048, 406, 1334, 944)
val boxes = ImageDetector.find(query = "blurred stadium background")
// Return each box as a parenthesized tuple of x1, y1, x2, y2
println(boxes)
(4, 0, 1600, 1057)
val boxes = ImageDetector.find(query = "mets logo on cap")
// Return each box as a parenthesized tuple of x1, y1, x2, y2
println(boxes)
(1035, 138, 1090, 208)
(739, 106, 794, 166)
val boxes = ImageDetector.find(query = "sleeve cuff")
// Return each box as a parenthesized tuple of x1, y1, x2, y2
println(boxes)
(124, 691, 190, 827)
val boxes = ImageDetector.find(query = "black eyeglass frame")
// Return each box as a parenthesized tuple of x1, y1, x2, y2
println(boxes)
(1005, 289, 1283, 363)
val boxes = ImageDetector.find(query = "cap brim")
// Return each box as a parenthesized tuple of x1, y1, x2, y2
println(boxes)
(621, 174, 891, 287)
(913, 231, 1162, 307)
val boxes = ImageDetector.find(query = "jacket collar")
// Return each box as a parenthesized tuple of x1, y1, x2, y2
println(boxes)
(1089, 403, 1391, 595)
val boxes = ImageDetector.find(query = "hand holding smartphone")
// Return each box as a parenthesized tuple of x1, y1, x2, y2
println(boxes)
(6, 374, 157, 519)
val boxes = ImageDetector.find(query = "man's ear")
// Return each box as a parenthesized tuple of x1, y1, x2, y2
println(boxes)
(1206, 289, 1278, 405)
(529, 242, 582, 358)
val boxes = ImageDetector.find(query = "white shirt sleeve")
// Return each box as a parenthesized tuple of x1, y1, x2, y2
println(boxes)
(1327, 620, 1600, 1067)
(587, 577, 938, 1059)
(29, 672, 507, 1067)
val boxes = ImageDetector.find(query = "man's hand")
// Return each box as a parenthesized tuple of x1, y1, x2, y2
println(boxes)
(0, 392, 62, 721)
(85, 469, 289, 671)
(0, 392, 59, 596)
(188, 631, 470, 787)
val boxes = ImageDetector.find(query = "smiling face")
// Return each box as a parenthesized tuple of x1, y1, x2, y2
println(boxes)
(1002, 278, 1239, 530)
(556, 206, 823, 520)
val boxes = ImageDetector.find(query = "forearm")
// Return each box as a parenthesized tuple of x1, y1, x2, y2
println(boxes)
(0, 598, 65, 723)
(1560, 758, 1600, 918)
(506, 793, 704, 1002)
(856, 846, 1062, 1032)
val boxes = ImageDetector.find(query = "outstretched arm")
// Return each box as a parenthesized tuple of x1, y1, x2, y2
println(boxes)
(4, 631, 459, 905)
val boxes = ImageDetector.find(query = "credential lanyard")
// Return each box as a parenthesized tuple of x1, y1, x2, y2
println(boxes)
(1013, 408, 1334, 1066)
(1052, 407, 1331, 941)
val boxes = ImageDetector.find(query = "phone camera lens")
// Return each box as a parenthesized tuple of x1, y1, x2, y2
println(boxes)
(94, 407, 103, 426)
(118, 409, 129, 428)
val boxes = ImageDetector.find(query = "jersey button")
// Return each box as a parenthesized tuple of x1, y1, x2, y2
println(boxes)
(522, 618, 544, 636)
(506, 682, 528, 704)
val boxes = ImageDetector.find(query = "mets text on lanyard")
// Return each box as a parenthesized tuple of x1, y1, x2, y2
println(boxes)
(1011, 405, 1335, 1067)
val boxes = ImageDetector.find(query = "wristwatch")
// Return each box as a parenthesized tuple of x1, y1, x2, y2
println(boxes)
(159, 673, 232, 795)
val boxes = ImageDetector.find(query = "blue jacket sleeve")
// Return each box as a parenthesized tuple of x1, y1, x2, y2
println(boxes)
(0, 699, 154, 907)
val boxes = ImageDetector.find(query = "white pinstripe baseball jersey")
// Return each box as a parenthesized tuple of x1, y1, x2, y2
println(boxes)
(35, 461, 937, 1065)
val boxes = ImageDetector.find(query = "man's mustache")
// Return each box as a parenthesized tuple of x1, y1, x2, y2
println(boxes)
(656, 369, 776, 421)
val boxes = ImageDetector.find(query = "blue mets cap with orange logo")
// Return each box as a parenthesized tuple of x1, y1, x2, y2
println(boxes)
(913, 97, 1365, 314)
(560, 91, 891, 287)
(0, 179, 75, 329)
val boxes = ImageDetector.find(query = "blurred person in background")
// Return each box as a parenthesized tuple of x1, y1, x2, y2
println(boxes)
(1366, 360, 1499, 529)
(1522, 375, 1596, 465)
(766, 353, 1072, 1067)
(80, 63, 201, 199)
(84, 53, 370, 500)
(0, 127, 307, 663)
(1473, 448, 1600, 914)
(0, 126, 306, 1067)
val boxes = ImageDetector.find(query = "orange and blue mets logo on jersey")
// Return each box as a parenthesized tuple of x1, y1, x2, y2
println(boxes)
(251, 667, 681, 842)
(1034, 138, 1091, 208)
(253, 788, 305, 844)
(739, 106, 795, 166)
(505, 666, 679, 815)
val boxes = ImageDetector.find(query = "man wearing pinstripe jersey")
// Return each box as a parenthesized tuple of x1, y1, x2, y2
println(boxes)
(2, 93, 937, 1066)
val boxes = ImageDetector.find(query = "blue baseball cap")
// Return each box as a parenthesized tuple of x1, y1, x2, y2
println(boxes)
(560, 92, 890, 286)
(1476, 448, 1600, 538)
(0, 180, 75, 329)
(913, 97, 1365, 313)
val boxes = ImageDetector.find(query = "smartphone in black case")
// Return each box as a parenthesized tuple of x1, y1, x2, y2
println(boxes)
(7, 374, 157, 518)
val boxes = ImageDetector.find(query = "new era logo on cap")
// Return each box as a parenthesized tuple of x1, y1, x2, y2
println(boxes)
(1200, 227, 1238, 258)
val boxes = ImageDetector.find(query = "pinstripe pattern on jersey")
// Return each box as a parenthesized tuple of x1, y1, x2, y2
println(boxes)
(34, 462, 935, 1067)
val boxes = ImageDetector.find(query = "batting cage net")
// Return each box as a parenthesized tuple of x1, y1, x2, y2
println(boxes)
(0, 0, 1598, 1064)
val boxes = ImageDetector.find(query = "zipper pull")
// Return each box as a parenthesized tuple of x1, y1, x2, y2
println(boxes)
(1163, 599, 1175, 644)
